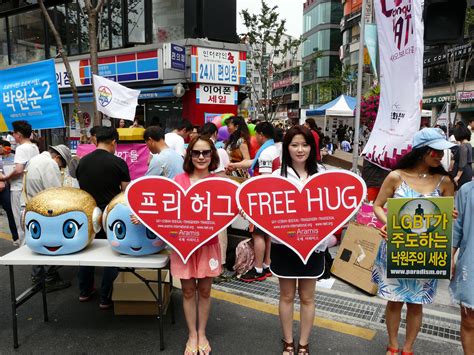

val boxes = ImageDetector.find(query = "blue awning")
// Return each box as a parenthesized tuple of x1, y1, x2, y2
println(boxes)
(60, 85, 176, 103)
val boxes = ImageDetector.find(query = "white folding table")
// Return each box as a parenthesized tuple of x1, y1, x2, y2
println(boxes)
(0, 240, 174, 350)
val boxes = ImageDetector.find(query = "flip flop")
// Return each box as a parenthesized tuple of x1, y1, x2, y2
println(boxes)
(198, 341, 211, 355)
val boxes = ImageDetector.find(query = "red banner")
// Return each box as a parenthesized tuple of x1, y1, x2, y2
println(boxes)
(126, 176, 239, 263)
(237, 171, 366, 263)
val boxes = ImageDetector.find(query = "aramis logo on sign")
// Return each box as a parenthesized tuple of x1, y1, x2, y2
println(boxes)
(381, 0, 413, 50)
(98, 86, 112, 107)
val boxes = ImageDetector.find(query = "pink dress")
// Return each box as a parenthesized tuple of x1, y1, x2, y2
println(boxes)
(170, 173, 222, 279)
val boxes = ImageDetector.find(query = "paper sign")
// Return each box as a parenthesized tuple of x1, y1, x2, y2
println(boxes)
(387, 197, 453, 279)
(126, 176, 239, 263)
(237, 171, 366, 264)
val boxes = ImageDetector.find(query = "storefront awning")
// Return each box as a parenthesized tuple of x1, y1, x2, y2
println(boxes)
(60, 85, 176, 103)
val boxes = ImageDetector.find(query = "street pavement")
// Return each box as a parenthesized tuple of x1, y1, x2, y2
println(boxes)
(0, 212, 464, 355)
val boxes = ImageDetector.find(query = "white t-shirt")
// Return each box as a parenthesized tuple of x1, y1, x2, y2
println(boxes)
(10, 142, 39, 191)
(165, 132, 185, 156)
(215, 148, 230, 174)
(256, 145, 280, 175)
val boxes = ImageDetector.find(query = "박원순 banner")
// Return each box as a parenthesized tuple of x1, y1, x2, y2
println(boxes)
(0, 59, 64, 131)
(387, 197, 453, 279)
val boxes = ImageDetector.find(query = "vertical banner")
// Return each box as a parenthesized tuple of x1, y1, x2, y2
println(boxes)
(362, 0, 424, 169)
(0, 59, 64, 131)
(387, 197, 453, 279)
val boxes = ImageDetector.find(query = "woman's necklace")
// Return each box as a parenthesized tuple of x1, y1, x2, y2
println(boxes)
(417, 172, 429, 179)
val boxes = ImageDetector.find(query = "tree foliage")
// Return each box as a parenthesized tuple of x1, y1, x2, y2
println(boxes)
(240, 0, 302, 121)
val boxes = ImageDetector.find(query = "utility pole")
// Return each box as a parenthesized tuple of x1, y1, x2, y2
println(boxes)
(352, 0, 367, 173)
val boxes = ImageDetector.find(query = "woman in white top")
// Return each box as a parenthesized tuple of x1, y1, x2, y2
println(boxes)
(271, 126, 325, 355)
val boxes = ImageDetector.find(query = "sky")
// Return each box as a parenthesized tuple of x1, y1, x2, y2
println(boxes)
(236, 0, 307, 38)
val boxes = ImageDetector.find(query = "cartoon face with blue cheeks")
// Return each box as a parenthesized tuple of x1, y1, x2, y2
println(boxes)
(103, 193, 165, 256)
(25, 187, 102, 255)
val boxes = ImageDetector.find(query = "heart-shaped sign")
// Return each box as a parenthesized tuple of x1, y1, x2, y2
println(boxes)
(126, 176, 239, 263)
(237, 171, 366, 264)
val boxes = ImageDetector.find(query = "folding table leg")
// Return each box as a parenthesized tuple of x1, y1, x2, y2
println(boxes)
(9, 266, 18, 349)
(158, 269, 164, 351)
(40, 274, 49, 322)
(169, 271, 175, 325)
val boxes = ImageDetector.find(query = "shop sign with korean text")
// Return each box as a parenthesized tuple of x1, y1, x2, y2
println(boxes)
(0, 59, 64, 131)
(196, 84, 237, 105)
(126, 176, 240, 263)
(163, 43, 186, 71)
(237, 171, 366, 264)
(191, 46, 246, 85)
(387, 197, 453, 279)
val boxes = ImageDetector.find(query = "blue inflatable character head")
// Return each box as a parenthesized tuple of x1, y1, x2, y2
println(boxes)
(25, 187, 102, 255)
(103, 193, 166, 255)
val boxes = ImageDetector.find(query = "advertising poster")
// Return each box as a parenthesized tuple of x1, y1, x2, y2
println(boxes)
(387, 197, 453, 279)
(196, 84, 238, 105)
(237, 171, 366, 264)
(0, 59, 64, 131)
(126, 176, 239, 263)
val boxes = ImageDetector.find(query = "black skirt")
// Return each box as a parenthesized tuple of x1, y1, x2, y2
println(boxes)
(270, 243, 325, 279)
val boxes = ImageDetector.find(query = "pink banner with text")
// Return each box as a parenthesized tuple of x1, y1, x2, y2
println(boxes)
(76, 144, 149, 180)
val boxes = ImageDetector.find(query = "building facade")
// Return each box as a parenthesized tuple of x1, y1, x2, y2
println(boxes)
(0, 0, 246, 147)
(301, 0, 343, 108)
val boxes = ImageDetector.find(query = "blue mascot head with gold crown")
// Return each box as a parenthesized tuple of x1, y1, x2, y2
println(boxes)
(25, 187, 102, 255)
(103, 193, 166, 255)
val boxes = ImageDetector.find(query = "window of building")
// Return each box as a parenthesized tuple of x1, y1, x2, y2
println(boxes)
(126, 0, 146, 43)
(303, 2, 342, 33)
(152, 0, 184, 43)
(9, 9, 46, 64)
(0, 18, 8, 66)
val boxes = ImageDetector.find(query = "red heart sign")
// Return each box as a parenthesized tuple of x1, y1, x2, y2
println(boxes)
(126, 176, 239, 263)
(237, 171, 366, 264)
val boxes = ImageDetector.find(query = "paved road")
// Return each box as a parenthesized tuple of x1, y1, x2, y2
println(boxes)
(0, 237, 463, 355)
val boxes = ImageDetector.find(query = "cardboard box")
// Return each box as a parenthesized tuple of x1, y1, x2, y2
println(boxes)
(331, 222, 382, 295)
(113, 269, 170, 316)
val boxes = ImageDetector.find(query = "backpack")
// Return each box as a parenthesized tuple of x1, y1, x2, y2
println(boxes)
(233, 238, 256, 276)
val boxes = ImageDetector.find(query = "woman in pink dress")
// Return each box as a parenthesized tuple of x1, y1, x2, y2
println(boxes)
(171, 135, 221, 355)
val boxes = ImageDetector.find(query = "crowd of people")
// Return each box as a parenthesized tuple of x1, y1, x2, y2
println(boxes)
(0, 118, 473, 355)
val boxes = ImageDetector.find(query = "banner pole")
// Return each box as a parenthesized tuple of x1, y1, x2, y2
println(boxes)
(352, 0, 367, 173)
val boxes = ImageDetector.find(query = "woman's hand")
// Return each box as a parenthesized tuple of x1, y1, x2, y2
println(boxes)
(379, 225, 388, 240)
(452, 208, 458, 219)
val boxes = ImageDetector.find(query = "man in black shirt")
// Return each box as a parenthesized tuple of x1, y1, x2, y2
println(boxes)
(76, 126, 130, 309)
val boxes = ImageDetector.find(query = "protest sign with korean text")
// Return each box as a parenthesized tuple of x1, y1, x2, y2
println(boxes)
(126, 176, 239, 263)
(387, 197, 453, 279)
(237, 171, 366, 264)
(0, 59, 64, 131)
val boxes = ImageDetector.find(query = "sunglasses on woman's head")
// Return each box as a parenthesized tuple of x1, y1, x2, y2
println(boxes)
(191, 149, 212, 158)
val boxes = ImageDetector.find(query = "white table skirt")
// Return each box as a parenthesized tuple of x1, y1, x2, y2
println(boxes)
(0, 239, 169, 268)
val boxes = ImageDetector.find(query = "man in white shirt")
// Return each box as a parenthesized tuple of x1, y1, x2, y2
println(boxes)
(0, 120, 39, 246)
(200, 122, 230, 177)
(25, 144, 73, 292)
(164, 119, 192, 156)
(230, 122, 281, 282)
